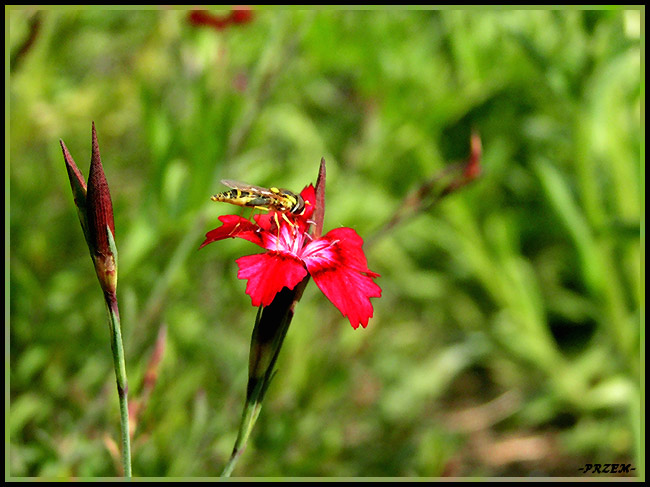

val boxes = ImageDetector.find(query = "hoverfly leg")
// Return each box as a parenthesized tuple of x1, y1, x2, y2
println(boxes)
(273, 212, 282, 252)
(246, 207, 257, 226)
(281, 212, 299, 239)
(281, 212, 293, 227)
(228, 208, 246, 237)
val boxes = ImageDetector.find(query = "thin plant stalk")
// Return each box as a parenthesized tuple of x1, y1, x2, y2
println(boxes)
(103, 223, 131, 476)
(105, 291, 132, 477)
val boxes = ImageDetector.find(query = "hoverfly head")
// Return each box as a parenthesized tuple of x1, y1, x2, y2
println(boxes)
(291, 194, 306, 214)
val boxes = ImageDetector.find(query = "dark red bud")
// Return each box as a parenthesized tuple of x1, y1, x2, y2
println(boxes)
(86, 122, 116, 256)
(61, 139, 87, 195)
(86, 122, 117, 293)
(61, 139, 90, 247)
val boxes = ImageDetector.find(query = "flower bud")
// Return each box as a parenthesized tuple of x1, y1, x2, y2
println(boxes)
(60, 139, 89, 247)
(61, 122, 118, 295)
(86, 122, 118, 294)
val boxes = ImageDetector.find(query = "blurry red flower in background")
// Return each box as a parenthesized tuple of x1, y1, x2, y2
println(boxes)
(200, 185, 382, 329)
(188, 7, 254, 31)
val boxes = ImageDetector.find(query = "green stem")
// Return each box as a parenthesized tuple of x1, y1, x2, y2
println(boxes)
(221, 385, 264, 477)
(105, 292, 132, 477)
(221, 280, 310, 477)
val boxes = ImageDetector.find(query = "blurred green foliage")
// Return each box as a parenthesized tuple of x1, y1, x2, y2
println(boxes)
(9, 7, 641, 478)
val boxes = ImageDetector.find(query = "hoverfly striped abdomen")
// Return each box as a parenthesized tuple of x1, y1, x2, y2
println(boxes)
(212, 188, 273, 208)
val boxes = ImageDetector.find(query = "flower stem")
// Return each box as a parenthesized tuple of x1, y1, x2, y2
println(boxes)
(104, 292, 132, 477)
(221, 280, 310, 477)
(221, 384, 264, 477)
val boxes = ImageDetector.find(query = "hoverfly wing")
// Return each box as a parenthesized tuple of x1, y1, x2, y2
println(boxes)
(220, 179, 274, 195)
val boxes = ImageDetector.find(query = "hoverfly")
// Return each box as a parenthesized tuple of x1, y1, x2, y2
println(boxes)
(211, 179, 306, 215)
(212, 180, 308, 240)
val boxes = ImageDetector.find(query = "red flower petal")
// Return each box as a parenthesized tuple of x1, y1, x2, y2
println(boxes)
(237, 252, 308, 307)
(252, 212, 283, 234)
(306, 227, 379, 276)
(302, 227, 381, 329)
(199, 215, 262, 249)
(309, 263, 382, 329)
(299, 184, 316, 220)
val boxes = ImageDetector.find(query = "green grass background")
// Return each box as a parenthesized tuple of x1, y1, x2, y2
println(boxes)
(8, 7, 642, 478)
